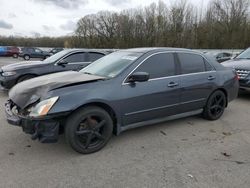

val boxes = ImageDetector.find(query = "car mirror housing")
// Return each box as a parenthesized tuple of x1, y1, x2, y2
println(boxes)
(128, 72, 149, 83)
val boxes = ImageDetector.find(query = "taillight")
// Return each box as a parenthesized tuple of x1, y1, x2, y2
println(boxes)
(236, 74, 240, 80)
(233, 70, 239, 80)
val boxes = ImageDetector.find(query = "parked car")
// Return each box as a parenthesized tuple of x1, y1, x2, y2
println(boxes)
(49, 48, 64, 55)
(0, 47, 7, 56)
(0, 49, 109, 89)
(6, 46, 20, 58)
(19, 47, 51, 60)
(222, 47, 250, 90)
(5, 48, 239, 154)
(206, 52, 233, 63)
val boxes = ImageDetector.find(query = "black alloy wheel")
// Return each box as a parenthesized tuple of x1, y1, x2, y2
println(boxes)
(203, 90, 226, 120)
(65, 106, 113, 154)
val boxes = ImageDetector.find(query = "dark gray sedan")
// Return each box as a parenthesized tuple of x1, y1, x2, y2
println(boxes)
(5, 48, 239, 154)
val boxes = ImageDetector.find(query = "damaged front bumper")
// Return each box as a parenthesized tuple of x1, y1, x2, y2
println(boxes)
(5, 100, 65, 143)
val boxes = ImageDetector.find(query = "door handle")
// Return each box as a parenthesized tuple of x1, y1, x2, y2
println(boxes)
(208, 76, 216, 80)
(168, 82, 179, 88)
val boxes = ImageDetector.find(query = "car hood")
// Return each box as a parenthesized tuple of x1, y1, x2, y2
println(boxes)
(2, 61, 47, 71)
(222, 59, 250, 70)
(9, 71, 106, 109)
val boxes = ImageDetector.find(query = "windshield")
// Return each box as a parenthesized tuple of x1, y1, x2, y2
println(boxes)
(235, 48, 250, 59)
(80, 51, 143, 78)
(43, 50, 70, 63)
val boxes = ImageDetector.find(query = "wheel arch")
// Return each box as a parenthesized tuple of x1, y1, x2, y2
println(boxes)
(16, 73, 38, 84)
(211, 88, 228, 107)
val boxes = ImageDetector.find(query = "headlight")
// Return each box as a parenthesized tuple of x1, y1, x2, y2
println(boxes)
(29, 96, 59, 117)
(2, 71, 16, 76)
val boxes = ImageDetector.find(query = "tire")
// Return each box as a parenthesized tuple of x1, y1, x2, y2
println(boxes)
(13, 53, 18, 58)
(44, 55, 50, 59)
(65, 106, 113, 154)
(203, 90, 226, 120)
(24, 55, 30, 60)
(17, 75, 36, 83)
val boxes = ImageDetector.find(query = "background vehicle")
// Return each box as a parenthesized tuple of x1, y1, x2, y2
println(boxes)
(206, 52, 233, 63)
(19, 47, 51, 60)
(5, 48, 239, 154)
(49, 48, 64, 55)
(0, 49, 109, 89)
(0, 47, 7, 56)
(6, 46, 20, 58)
(222, 47, 250, 90)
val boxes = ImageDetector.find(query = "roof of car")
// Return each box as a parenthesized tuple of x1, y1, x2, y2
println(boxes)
(121, 47, 194, 53)
(62, 48, 116, 54)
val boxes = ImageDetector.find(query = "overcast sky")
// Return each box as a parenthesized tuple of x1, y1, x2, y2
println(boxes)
(0, 0, 209, 37)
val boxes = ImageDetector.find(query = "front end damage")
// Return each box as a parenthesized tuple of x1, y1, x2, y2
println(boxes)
(5, 99, 67, 143)
(4, 71, 106, 143)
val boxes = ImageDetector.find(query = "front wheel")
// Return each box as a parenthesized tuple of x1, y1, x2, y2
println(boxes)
(203, 90, 226, 120)
(65, 106, 113, 154)
(23, 55, 30, 60)
(17, 75, 36, 83)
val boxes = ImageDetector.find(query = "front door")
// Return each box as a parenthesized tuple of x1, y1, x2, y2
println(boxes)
(121, 52, 181, 126)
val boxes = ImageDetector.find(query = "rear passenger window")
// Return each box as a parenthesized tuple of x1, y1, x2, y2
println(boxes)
(88, 52, 104, 62)
(204, 59, 214, 71)
(135, 53, 175, 79)
(178, 53, 206, 74)
(64, 53, 86, 63)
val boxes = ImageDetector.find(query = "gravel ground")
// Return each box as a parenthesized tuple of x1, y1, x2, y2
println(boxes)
(0, 57, 249, 188)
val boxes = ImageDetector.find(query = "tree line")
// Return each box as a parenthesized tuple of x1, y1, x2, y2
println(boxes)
(1, 0, 250, 49)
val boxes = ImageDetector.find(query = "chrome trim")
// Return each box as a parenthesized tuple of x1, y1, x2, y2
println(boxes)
(122, 51, 216, 85)
(148, 71, 216, 82)
(124, 98, 206, 116)
(236, 69, 250, 79)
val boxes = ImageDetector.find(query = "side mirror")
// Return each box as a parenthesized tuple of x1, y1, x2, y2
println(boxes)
(128, 72, 149, 83)
(57, 59, 68, 66)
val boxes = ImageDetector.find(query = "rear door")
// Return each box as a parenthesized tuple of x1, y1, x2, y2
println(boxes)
(34, 48, 43, 58)
(88, 52, 105, 62)
(121, 52, 181, 126)
(177, 52, 217, 113)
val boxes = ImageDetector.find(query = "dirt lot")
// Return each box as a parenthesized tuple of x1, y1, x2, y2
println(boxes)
(0, 57, 249, 188)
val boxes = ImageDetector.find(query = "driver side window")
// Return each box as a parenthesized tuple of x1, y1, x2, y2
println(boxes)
(135, 53, 176, 79)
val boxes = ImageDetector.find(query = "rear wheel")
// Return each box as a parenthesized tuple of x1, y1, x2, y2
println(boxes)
(24, 55, 30, 60)
(17, 75, 36, 83)
(13, 53, 18, 58)
(65, 106, 113, 154)
(203, 90, 226, 120)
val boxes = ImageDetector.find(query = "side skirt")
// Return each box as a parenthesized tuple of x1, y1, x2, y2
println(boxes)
(120, 109, 203, 133)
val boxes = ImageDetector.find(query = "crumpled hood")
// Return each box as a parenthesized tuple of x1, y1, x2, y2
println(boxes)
(222, 59, 250, 70)
(2, 61, 46, 71)
(9, 71, 105, 109)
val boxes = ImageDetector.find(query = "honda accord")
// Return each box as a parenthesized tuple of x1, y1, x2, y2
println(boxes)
(5, 48, 239, 154)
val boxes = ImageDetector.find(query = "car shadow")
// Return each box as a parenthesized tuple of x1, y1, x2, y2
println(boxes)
(238, 89, 250, 100)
